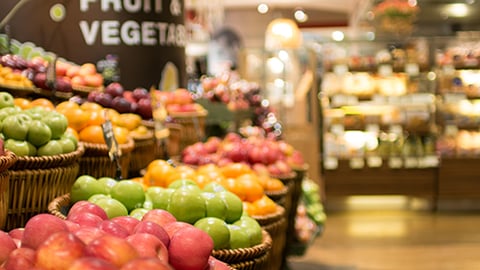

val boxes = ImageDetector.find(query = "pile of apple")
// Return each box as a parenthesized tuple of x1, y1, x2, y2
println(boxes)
(0, 92, 77, 156)
(86, 82, 153, 119)
(0, 206, 232, 270)
(0, 54, 103, 93)
(70, 175, 265, 251)
(181, 132, 306, 176)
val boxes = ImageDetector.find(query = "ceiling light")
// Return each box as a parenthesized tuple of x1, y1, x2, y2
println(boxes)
(257, 3, 269, 14)
(294, 9, 308, 23)
(331, 31, 345, 41)
(444, 3, 469, 17)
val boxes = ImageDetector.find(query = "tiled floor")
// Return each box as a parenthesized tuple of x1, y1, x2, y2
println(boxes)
(286, 208, 480, 270)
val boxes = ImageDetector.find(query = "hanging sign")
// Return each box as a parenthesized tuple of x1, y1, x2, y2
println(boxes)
(0, 0, 186, 89)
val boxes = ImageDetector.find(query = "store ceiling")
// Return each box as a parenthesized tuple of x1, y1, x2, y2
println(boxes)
(223, 0, 480, 35)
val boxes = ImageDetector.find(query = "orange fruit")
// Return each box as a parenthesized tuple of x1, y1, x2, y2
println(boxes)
(117, 113, 142, 131)
(220, 177, 246, 201)
(131, 177, 149, 190)
(79, 125, 106, 144)
(220, 163, 252, 178)
(80, 101, 104, 112)
(192, 174, 213, 189)
(65, 127, 79, 140)
(113, 126, 130, 145)
(30, 98, 55, 110)
(252, 195, 277, 216)
(14, 97, 31, 110)
(87, 110, 106, 126)
(236, 174, 264, 202)
(147, 159, 172, 171)
(56, 101, 79, 113)
(146, 161, 176, 187)
(242, 201, 256, 216)
(63, 107, 91, 132)
(165, 165, 196, 187)
(266, 178, 285, 192)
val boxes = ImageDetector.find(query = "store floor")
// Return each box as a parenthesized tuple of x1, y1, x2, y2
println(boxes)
(286, 205, 480, 270)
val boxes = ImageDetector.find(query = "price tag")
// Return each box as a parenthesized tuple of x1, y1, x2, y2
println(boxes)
(443, 64, 456, 76)
(349, 157, 365, 169)
(367, 156, 383, 168)
(388, 157, 403, 169)
(378, 64, 393, 77)
(324, 157, 338, 170)
(331, 124, 345, 135)
(405, 63, 420, 76)
(333, 64, 349, 76)
(422, 155, 440, 168)
(102, 117, 122, 180)
(404, 157, 419, 168)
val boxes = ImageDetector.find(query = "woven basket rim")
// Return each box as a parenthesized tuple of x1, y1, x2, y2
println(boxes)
(264, 185, 288, 197)
(48, 193, 71, 220)
(251, 205, 285, 224)
(0, 150, 17, 172)
(211, 229, 272, 258)
(11, 143, 85, 170)
(271, 171, 297, 182)
(81, 137, 135, 153)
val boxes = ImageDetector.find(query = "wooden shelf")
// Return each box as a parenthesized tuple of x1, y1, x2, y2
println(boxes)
(438, 157, 480, 200)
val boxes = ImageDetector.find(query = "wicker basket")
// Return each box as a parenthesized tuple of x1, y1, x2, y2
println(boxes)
(212, 230, 272, 270)
(169, 110, 208, 152)
(78, 139, 135, 179)
(0, 151, 18, 230)
(5, 145, 84, 230)
(251, 205, 287, 270)
(140, 120, 183, 159)
(129, 133, 156, 177)
(264, 183, 290, 208)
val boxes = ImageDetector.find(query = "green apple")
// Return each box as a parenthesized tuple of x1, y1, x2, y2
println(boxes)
(233, 215, 263, 246)
(57, 137, 75, 154)
(70, 175, 108, 203)
(60, 133, 78, 149)
(227, 224, 251, 249)
(0, 92, 14, 109)
(37, 140, 63, 156)
(0, 107, 20, 122)
(88, 193, 110, 204)
(129, 208, 149, 220)
(168, 179, 199, 189)
(217, 191, 243, 223)
(146, 187, 174, 210)
(27, 120, 52, 147)
(194, 217, 230, 250)
(4, 139, 31, 156)
(203, 182, 227, 193)
(24, 107, 48, 120)
(42, 111, 68, 139)
(2, 114, 31, 140)
(94, 197, 129, 219)
(202, 192, 227, 220)
(167, 187, 206, 224)
(97, 177, 118, 194)
(110, 180, 146, 212)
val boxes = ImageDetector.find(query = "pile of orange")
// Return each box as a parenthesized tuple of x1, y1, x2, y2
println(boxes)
(142, 160, 285, 216)
(55, 100, 143, 145)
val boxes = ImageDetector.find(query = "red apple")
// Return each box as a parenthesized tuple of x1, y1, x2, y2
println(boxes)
(136, 98, 153, 119)
(132, 87, 150, 101)
(64, 220, 81, 232)
(21, 213, 68, 250)
(79, 63, 97, 76)
(120, 257, 173, 270)
(84, 73, 104, 88)
(8, 228, 24, 248)
(35, 231, 86, 270)
(207, 256, 231, 270)
(0, 231, 17, 265)
(3, 247, 36, 270)
(100, 220, 130, 238)
(85, 234, 139, 268)
(163, 221, 194, 239)
(126, 233, 169, 262)
(141, 209, 177, 228)
(66, 65, 81, 78)
(67, 257, 118, 270)
(68, 201, 109, 220)
(111, 216, 141, 235)
(105, 82, 125, 98)
(123, 91, 137, 103)
(56, 61, 70, 77)
(133, 221, 170, 248)
(67, 212, 104, 228)
(172, 89, 193, 105)
(168, 226, 214, 270)
(74, 227, 106, 245)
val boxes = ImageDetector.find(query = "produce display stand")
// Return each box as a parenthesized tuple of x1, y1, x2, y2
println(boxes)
(169, 109, 208, 152)
(78, 139, 134, 180)
(0, 151, 18, 230)
(251, 205, 287, 270)
(5, 144, 84, 230)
